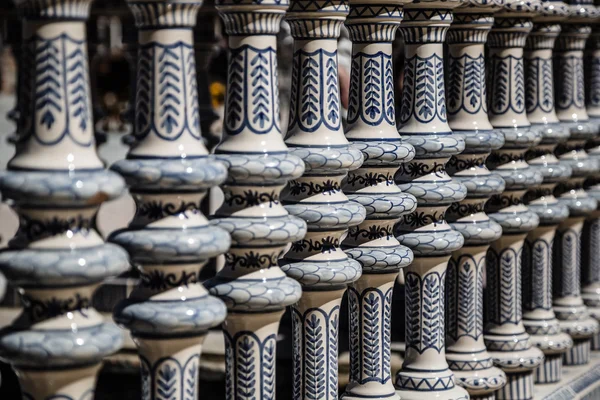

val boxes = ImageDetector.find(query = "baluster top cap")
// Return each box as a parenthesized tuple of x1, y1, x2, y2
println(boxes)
(14, 0, 93, 19)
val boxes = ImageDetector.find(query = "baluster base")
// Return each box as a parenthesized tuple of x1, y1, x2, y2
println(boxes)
(527, 330, 572, 384)
(395, 369, 469, 400)
(564, 338, 593, 366)
(495, 371, 534, 400)
(535, 353, 563, 384)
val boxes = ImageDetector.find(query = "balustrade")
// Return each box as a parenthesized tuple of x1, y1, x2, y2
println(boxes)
(3, 0, 600, 399)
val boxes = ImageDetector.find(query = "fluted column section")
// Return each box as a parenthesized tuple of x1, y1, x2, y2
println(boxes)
(553, 0, 600, 366)
(281, 3, 365, 399)
(392, 2, 469, 399)
(584, 13, 600, 350)
(0, 1, 130, 399)
(340, 2, 417, 399)
(109, 3, 229, 399)
(484, 2, 545, 398)
(522, 0, 574, 384)
(444, 3, 508, 399)
(205, 0, 306, 398)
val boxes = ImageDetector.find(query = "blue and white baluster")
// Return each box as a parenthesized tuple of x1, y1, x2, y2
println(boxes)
(205, 0, 307, 398)
(109, 2, 229, 399)
(444, 2, 509, 398)
(392, 2, 470, 399)
(583, 15, 600, 350)
(553, 0, 600, 366)
(340, 1, 417, 398)
(522, 0, 574, 383)
(484, 1, 546, 398)
(0, 0, 130, 398)
(281, 2, 366, 399)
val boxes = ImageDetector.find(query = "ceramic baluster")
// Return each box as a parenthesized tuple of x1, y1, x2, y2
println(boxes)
(521, 0, 575, 384)
(0, 0, 130, 398)
(583, 13, 600, 350)
(280, 2, 365, 399)
(484, 1, 546, 398)
(392, 2, 469, 399)
(204, 0, 306, 398)
(108, 2, 230, 399)
(553, 0, 600, 366)
(339, 2, 417, 398)
(443, 1, 508, 398)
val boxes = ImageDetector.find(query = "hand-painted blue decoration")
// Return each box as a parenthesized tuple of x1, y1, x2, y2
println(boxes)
(526, 57, 554, 113)
(347, 51, 395, 126)
(447, 53, 487, 115)
(135, 41, 201, 141)
(288, 48, 341, 132)
(401, 53, 447, 125)
(225, 45, 281, 136)
(488, 54, 526, 116)
(23, 32, 93, 146)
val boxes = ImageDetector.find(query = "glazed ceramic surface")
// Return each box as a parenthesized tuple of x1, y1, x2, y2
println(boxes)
(392, 1, 469, 399)
(109, 2, 230, 399)
(522, 0, 574, 384)
(444, 0, 508, 398)
(205, 0, 307, 398)
(0, 1, 130, 399)
(280, 1, 366, 398)
(553, 0, 600, 367)
(583, 12, 600, 350)
(339, 1, 417, 398)
(484, 0, 546, 398)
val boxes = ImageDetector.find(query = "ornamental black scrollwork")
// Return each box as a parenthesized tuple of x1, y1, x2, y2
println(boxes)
(396, 162, 445, 178)
(290, 236, 339, 253)
(523, 187, 552, 204)
(447, 156, 486, 172)
(20, 214, 93, 241)
(22, 293, 90, 321)
(224, 190, 280, 208)
(225, 250, 284, 270)
(288, 179, 341, 196)
(348, 225, 393, 241)
(140, 269, 199, 291)
(448, 202, 483, 217)
(401, 211, 444, 227)
(346, 172, 394, 187)
(486, 194, 521, 211)
(137, 200, 200, 220)
(486, 152, 520, 168)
